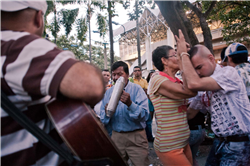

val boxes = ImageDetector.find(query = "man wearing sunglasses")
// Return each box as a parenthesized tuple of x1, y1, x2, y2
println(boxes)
(133, 66, 148, 94)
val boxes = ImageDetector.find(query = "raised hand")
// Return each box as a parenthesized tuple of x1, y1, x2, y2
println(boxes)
(120, 90, 132, 107)
(175, 29, 188, 57)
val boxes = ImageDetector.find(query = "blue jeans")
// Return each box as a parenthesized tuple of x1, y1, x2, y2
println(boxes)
(189, 125, 206, 166)
(205, 136, 250, 166)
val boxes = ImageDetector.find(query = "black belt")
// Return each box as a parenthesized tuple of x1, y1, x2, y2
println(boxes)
(189, 125, 205, 130)
(118, 128, 144, 133)
(216, 135, 249, 142)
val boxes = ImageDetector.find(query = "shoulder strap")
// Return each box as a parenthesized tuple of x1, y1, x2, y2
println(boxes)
(1, 91, 75, 165)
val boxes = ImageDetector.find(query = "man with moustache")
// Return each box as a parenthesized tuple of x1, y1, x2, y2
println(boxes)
(100, 61, 149, 166)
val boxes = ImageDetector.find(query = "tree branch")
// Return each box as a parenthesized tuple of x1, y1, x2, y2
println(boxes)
(230, 2, 250, 8)
(204, 1, 217, 18)
(184, 1, 202, 17)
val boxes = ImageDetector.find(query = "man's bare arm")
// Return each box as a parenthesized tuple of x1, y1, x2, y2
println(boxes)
(175, 29, 222, 92)
(157, 80, 197, 99)
(181, 55, 221, 91)
(59, 62, 105, 107)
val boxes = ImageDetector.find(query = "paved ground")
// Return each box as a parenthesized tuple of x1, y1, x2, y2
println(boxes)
(148, 142, 212, 166)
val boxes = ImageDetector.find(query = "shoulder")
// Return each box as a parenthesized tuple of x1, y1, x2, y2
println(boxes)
(128, 82, 145, 95)
(2, 30, 51, 45)
(235, 63, 250, 71)
(1, 31, 38, 50)
(151, 74, 169, 83)
(106, 85, 114, 94)
(211, 65, 238, 78)
(2, 31, 61, 57)
(130, 82, 142, 89)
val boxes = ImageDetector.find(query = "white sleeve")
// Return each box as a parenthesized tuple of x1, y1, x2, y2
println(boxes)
(210, 66, 242, 94)
(189, 92, 207, 110)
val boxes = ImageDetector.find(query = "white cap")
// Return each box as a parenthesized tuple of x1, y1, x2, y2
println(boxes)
(1, 1, 47, 14)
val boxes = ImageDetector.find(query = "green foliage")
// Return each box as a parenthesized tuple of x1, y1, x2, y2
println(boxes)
(55, 35, 120, 70)
(43, 1, 55, 37)
(209, 1, 250, 44)
(123, 0, 155, 21)
(56, 35, 88, 61)
(91, 45, 121, 70)
(86, 0, 109, 39)
(57, 0, 77, 5)
(76, 18, 88, 44)
(60, 8, 79, 37)
(45, 1, 55, 17)
(175, 1, 249, 45)
(49, 13, 60, 42)
(96, 14, 108, 37)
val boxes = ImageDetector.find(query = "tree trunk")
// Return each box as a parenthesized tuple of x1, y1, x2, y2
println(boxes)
(108, 0, 114, 66)
(88, 4, 92, 63)
(136, 0, 141, 67)
(199, 14, 214, 54)
(176, 2, 199, 47)
(155, 1, 199, 47)
(104, 43, 107, 69)
(54, 8, 57, 44)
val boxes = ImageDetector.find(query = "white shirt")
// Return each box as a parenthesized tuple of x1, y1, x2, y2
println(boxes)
(190, 64, 250, 137)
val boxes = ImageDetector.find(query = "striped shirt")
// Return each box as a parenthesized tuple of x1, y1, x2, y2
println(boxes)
(1, 30, 78, 166)
(149, 75, 190, 152)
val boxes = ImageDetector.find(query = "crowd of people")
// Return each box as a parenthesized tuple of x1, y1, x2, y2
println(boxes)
(1, 1, 250, 166)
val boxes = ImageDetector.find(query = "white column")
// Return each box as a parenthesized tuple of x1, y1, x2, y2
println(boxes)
(167, 28, 175, 49)
(145, 34, 153, 70)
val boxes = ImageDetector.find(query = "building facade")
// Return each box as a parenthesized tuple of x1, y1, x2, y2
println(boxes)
(113, 7, 250, 77)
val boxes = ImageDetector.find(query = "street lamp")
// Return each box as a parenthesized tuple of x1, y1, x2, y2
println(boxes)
(112, 21, 126, 34)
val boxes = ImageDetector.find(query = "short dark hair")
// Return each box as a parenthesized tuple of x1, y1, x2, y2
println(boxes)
(146, 70, 155, 83)
(102, 69, 109, 72)
(152, 45, 173, 71)
(111, 61, 129, 74)
(188, 46, 199, 60)
(133, 66, 141, 71)
(229, 45, 248, 64)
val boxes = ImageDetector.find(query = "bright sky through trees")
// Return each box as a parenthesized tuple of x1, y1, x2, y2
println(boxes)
(47, 2, 131, 56)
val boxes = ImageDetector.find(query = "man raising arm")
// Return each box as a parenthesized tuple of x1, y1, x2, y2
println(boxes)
(175, 29, 250, 166)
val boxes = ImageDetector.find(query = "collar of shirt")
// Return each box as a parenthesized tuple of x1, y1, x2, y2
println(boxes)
(160, 72, 182, 84)
(124, 80, 131, 91)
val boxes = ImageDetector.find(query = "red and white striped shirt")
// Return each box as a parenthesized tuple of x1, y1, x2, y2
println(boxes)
(1, 30, 78, 166)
